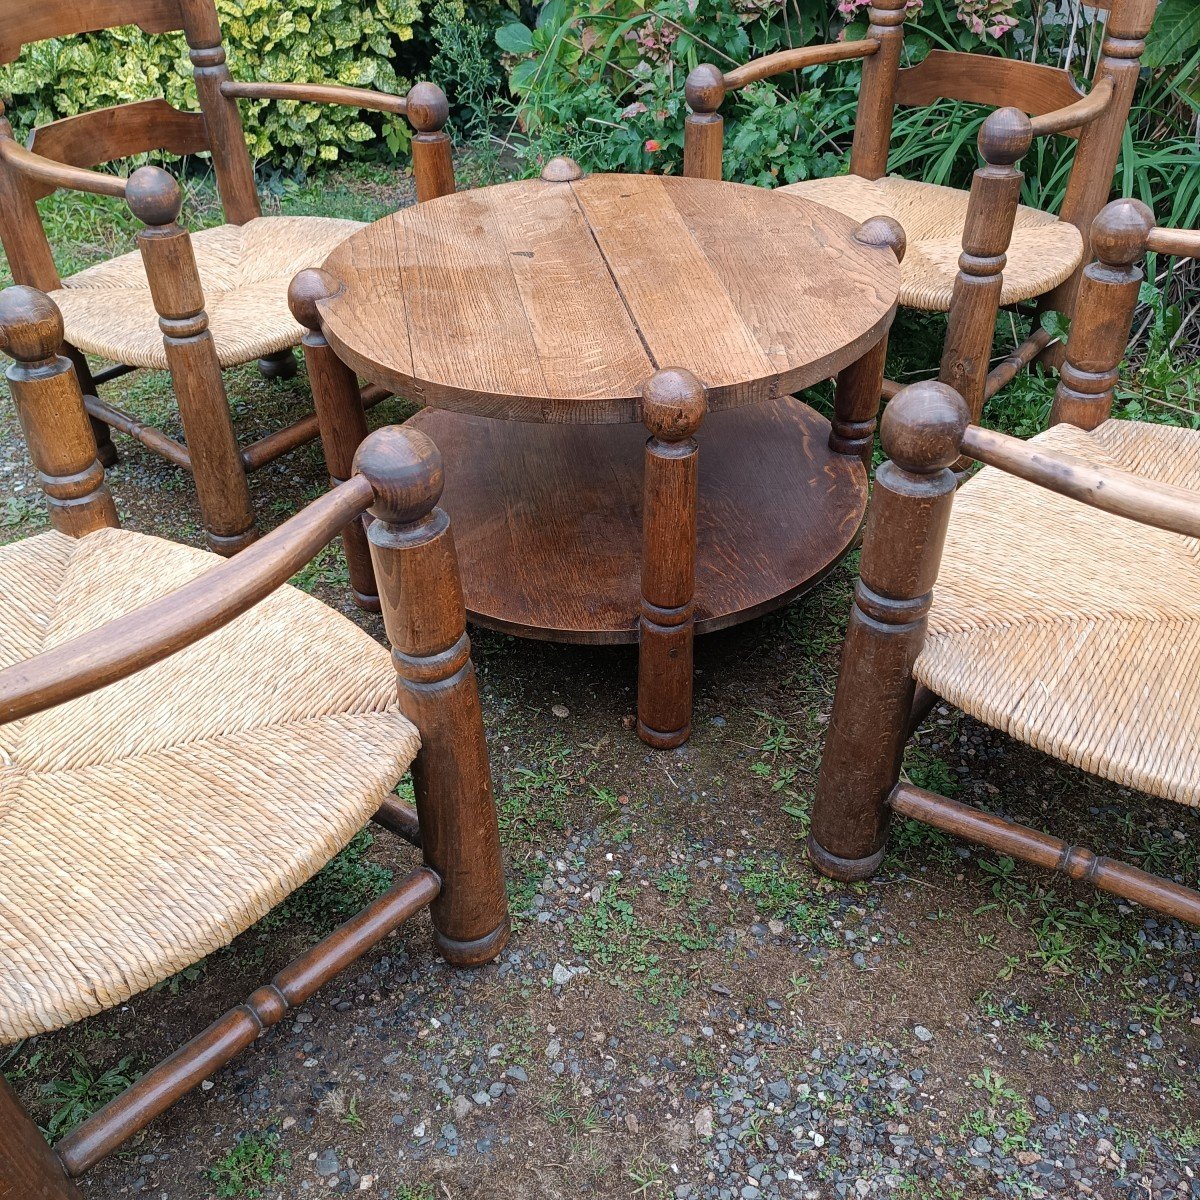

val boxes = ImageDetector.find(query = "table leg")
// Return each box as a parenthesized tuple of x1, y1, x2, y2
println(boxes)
(637, 369, 707, 749)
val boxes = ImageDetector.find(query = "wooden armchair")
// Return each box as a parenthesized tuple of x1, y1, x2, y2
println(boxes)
(683, 0, 1156, 425)
(0, 285, 507, 1196)
(0, 0, 457, 555)
(808, 200, 1200, 926)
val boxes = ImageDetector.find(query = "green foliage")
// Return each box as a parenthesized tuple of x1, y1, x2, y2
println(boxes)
(40, 1051, 139, 1141)
(207, 1133, 291, 1198)
(2, 0, 426, 172)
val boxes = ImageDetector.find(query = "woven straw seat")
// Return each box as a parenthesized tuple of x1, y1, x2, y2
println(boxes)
(780, 175, 1083, 312)
(50, 215, 364, 370)
(0, 526, 418, 1042)
(915, 419, 1200, 808)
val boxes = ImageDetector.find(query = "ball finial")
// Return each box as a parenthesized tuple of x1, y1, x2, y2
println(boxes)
(125, 166, 183, 226)
(0, 285, 65, 364)
(541, 156, 583, 182)
(978, 107, 1033, 167)
(854, 215, 907, 264)
(288, 268, 342, 331)
(881, 381, 970, 473)
(685, 64, 726, 114)
(406, 82, 449, 133)
(354, 426, 445, 525)
(641, 369, 707, 441)
(1090, 198, 1155, 267)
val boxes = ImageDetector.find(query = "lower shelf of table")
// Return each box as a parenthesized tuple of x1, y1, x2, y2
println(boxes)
(408, 396, 868, 646)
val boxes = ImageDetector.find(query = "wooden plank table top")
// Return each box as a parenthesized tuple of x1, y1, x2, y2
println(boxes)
(318, 171, 901, 423)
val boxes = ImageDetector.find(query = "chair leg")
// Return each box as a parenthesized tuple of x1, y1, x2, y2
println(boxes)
(64, 346, 118, 468)
(257, 348, 298, 381)
(0, 1074, 84, 1199)
(129, 170, 257, 555)
(809, 382, 965, 881)
(356, 426, 510, 967)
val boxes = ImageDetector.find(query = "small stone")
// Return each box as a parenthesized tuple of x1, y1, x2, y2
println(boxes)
(626, 1113, 640, 1134)
(768, 1080, 790, 1101)
(551, 704, 569, 718)
(695, 1106, 714, 1138)
(506, 1065, 529, 1083)
(453, 1096, 472, 1120)
(914, 1026, 933, 1043)
(315, 1150, 340, 1177)
(552, 963, 590, 986)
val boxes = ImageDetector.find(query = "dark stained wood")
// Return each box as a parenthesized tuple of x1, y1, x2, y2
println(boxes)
(1028, 76, 1113, 140)
(372, 795, 422, 846)
(1146, 226, 1200, 259)
(220, 79, 408, 115)
(809, 382, 968, 881)
(889, 783, 1200, 926)
(0, 137, 129, 201)
(0, 287, 119, 537)
(0, 103, 61, 290)
(0, 1076, 83, 1198)
(27, 101, 209, 185)
(723, 40, 878, 90)
(407, 397, 868, 645)
(65, 345, 119, 467)
(939, 109, 1032, 437)
(0, 0, 183, 64)
(56, 869, 441, 1176)
(1051, 199, 1150, 429)
(959, 423, 1200, 539)
(129, 168, 256, 553)
(986, 328, 1053, 400)
(289, 268, 378, 610)
(407, 83, 455, 203)
(83, 394, 192, 469)
(637, 370, 706, 749)
(357, 428, 510, 965)
(849, 0, 906, 179)
(683, 65, 725, 181)
(239, 385, 388, 471)
(895, 49, 1084, 116)
(318, 175, 900, 422)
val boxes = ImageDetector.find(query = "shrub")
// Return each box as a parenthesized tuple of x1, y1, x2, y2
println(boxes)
(2, 0, 430, 172)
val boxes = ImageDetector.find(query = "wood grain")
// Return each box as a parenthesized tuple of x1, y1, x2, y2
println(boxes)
(0, 0, 183, 64)
(895, 49, 1084, 114)
(406, 397, 867, 644)
(319, 174, 899, 421)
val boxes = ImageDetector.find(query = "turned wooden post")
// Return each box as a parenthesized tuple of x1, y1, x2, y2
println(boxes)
(178, 0, 261, 225)
(683, 64, 726, 181)
(128, 167, 256, 555)
(407, 83, 455, 203)
(809, 381, 968, 881)
(289, 268, 378, 609)
(0, 286, 118, 537)
(0, 1074, 83, 1199)
(848, 0, 906, 180)
(1046, 0, 1157, 324)
(939, 108, 1032, 443)
(830, 216, 907, 469)
(1050, 199, 1153, 430)
(0, 100, 60, 292)
(355, 428, 510, 966)
(637, 369, 707, 750)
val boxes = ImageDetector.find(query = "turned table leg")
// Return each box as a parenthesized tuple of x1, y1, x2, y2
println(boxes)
(637, 369, 707, 749)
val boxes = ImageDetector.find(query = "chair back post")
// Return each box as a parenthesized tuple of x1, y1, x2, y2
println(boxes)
(288, 268, 378, 608)
(809, 381, 969, 882)
(848, 0, 907, 180)
(128, 166, 256, 554)
(406, 83, 455, 202)
(0, 286, 119, 536)
(0, 1073, 83, 1199)
(354, 428, 510, 967)
(939, 108, 1032, 442)
(177, 0, 261, 224)
(683, 64, 726, 180)
(0, 101, 61, 292)
(1048, 0, 1156, 314)
(1050, 198, 1154, 430)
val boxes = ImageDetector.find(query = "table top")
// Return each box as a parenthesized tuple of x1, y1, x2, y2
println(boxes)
(318, 169, 900, 423)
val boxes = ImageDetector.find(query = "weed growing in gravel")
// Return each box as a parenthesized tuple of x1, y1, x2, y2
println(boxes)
(498, 740, 580, 837)
(736, 855, 844, 943)
(959, 1069, 1036, 1155)
(38, 1050, 139, 1140)
(207, 1132, 290, 1198)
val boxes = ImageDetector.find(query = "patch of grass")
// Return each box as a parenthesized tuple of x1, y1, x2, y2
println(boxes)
(207, 1132, 290, 1199)
(41, 1051, 139, 1141)
(394, 1186, 436, 1200)
(959, 1068, 1035, 1156)
(257, 830, 392, 938)
(290, 540, 351, 594)
(497, 740, 580, 839)
(736, 854, 843, 943)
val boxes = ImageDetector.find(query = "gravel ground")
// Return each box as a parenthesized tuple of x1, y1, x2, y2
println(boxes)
(1, 169, 1197, 1200)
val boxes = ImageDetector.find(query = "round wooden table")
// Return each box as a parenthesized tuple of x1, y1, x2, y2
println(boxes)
(314, 161, 902, 747)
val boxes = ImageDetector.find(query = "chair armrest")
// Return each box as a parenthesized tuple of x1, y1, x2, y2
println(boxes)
(1146, 226, 1200, 259)
(0, 137, 127, 201)
(722, 39, 879, 92)
(221, 79, 409, 119)
(1028, 76, 1114, 139)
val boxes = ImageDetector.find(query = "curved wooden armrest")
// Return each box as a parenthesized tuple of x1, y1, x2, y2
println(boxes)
(220, 79, 407, 117)
(0, 475, 375, 725)
(1028, 76, 1113, 138)
(0, 138, 127, 200)
(960, 424, 1200, 539)
(1146, 226, 1200, 259)
(723, 39, 878, 91)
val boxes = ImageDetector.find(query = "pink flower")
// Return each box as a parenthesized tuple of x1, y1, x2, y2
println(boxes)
(645, 139, 661, 153)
